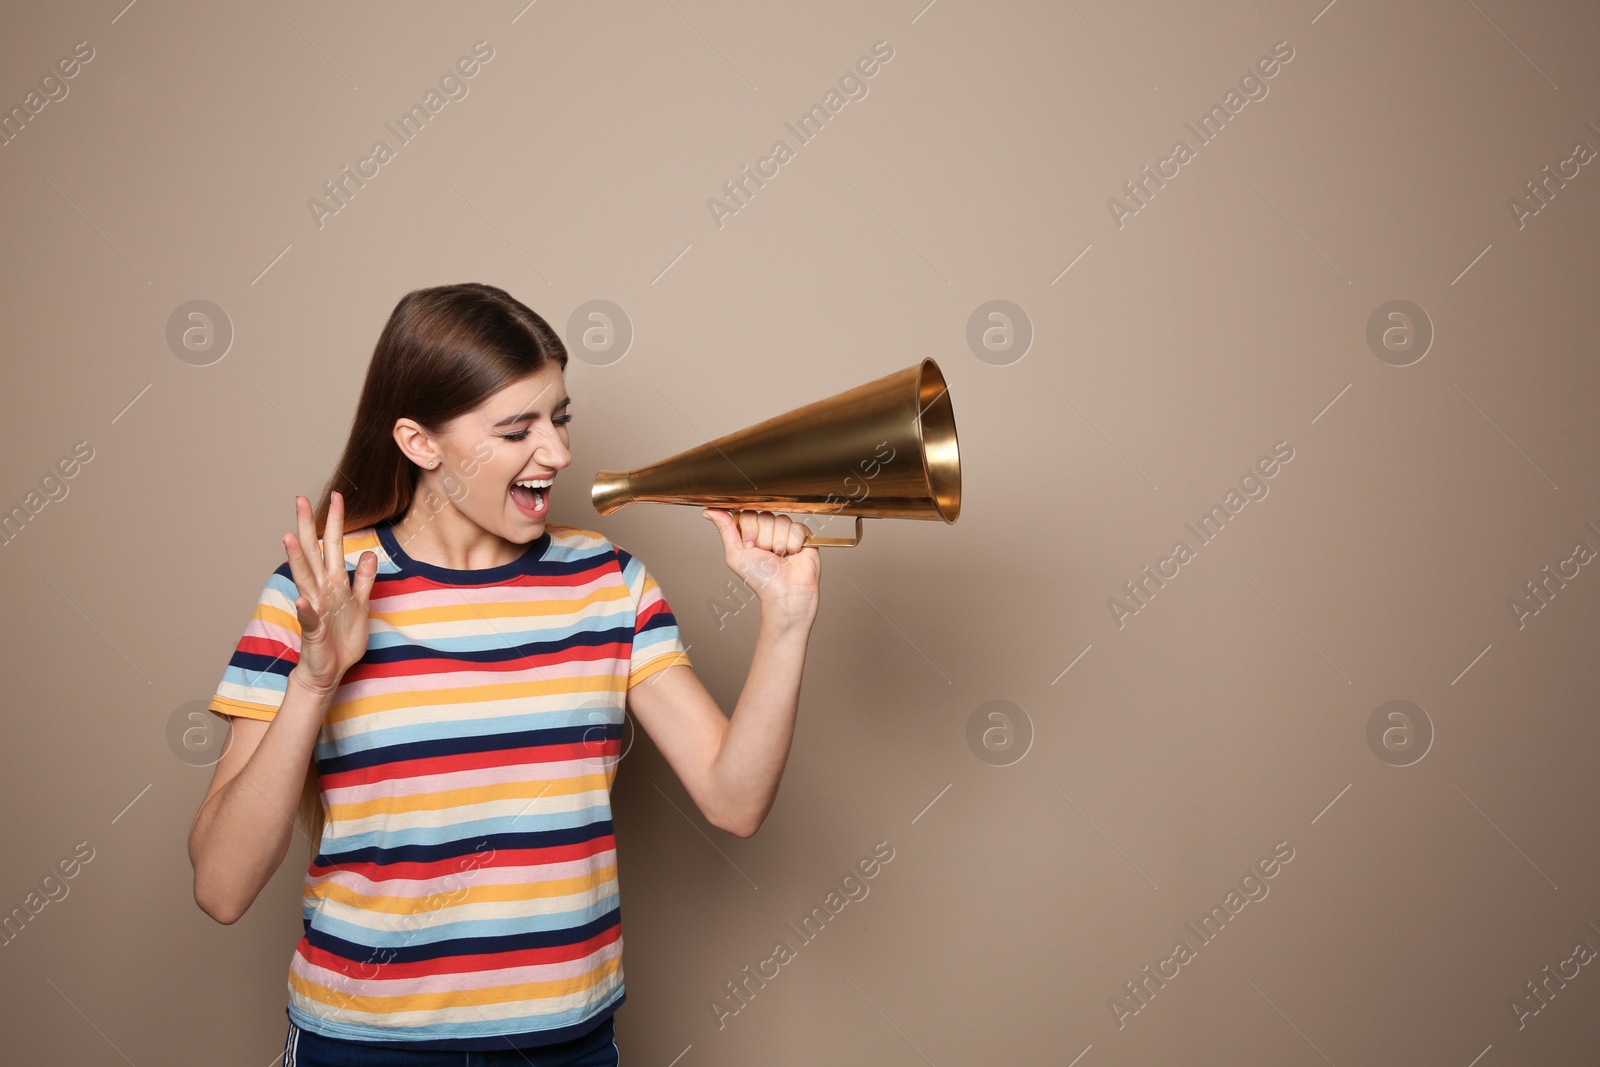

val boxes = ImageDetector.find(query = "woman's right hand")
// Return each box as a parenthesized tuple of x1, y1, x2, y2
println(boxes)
(283, 490, 377, 695)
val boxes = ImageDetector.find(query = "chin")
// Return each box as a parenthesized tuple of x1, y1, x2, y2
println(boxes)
(510, 511, 548, 536)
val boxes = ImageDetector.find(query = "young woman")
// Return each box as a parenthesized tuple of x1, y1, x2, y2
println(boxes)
(187, 283, 820, 1066)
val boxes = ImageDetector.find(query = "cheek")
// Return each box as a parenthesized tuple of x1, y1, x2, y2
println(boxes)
(452, 444, 510, 503)
(440, 468, 473, 503)
(477, 440, 520, 479)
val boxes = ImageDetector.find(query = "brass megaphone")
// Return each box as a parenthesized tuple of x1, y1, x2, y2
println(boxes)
(591, 358, 959, 547)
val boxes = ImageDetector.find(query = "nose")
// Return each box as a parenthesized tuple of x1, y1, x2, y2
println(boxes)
(534, 428, 572, 471)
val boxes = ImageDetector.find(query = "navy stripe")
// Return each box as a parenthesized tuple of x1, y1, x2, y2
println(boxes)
(303, 905, 621, 964)
(536, 552, 626, 579)
(320, 723, 621, 775)
(228, 649, 298, 674)
(317, 821, 616, 869)
(376, 553, 625, 583)
(357, 626, 632, 665)
(637, 611, 679, 636)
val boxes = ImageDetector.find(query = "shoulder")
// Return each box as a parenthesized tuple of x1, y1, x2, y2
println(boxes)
(312, 526, 399, 573)
(244, 527, 395, 607)
(542, 523, 625, 564)
(331, 526, 386, 563)
(543, 524, 656, 580)
(542, 523, 613, 551)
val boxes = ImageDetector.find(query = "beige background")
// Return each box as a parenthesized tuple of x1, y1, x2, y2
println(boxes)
(3, 1, 1599, 1064)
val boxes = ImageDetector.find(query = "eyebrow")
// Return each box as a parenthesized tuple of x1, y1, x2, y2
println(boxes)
(493, 395, 571, 427)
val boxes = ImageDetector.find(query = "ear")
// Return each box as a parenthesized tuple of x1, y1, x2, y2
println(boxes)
(392, 417, 438, 469)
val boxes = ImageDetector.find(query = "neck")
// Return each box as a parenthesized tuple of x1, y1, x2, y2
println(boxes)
(392, 494, 532, 571)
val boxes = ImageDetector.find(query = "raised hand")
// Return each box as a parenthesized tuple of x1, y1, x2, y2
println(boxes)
(283, 491, 378, 695)
(701, 508, 820, 629)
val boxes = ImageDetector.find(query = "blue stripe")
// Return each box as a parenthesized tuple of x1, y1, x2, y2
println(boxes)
(316, 705, 622, 756)
(362, 622, 633, 658)
(321, 804, 616, 854)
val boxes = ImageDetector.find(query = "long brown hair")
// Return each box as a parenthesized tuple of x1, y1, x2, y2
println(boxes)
(294, 283, 569, 860)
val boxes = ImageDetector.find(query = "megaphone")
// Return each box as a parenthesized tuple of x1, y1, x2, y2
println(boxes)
(591, 358, 960, 547)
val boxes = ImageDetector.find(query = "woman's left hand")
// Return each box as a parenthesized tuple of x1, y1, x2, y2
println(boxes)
(702, 508, 820, 627)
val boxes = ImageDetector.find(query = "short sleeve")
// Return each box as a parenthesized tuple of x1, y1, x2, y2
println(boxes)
(615, 546, 691, 688)
(206, 566, 303, 723)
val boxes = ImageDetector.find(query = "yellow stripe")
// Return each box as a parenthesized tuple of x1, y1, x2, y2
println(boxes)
(305, 863, 618, 913)
(327, 771, 611, 821)
(373, 585, 630, 626)
(291, 954, 620, 1011)
(328, 674, 624, 723)
(255, 601, 299, 630)
(629, 651, 691, 688)
(208, 696, 277, 722)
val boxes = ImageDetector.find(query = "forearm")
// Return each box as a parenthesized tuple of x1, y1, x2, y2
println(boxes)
(706, 612, 815, 835)
(189, 672, 331, 923)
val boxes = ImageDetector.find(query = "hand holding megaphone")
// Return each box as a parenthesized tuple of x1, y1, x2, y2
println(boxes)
(700, 507, 821, 628)
(593, 359, 961, 548)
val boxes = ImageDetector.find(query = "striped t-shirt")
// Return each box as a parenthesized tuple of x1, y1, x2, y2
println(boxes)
(206, 520, 691, 1050)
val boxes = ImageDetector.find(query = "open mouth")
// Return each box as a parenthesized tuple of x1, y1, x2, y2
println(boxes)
(509, 477, 552, 518)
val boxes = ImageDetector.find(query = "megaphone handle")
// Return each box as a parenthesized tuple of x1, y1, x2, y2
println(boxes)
(802, 515, 864, 548)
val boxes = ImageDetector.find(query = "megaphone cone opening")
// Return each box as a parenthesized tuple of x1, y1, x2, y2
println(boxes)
(916, 359, 961, 523)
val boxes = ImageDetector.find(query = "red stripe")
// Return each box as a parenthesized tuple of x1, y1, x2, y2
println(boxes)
(635, 599, 674, 630)
(237, 635, 297, 657)
(344, 641, 629, 682)
(320, 739, 620, 789)
(310, 836, 616, 881)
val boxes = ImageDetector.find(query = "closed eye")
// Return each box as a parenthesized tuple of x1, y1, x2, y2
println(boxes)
(500, 413, 573, 442)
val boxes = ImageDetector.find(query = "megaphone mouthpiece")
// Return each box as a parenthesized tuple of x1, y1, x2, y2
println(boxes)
(591, 469, 634, 516)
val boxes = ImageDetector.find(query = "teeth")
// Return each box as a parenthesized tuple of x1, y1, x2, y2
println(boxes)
(514, 477, 550, 514)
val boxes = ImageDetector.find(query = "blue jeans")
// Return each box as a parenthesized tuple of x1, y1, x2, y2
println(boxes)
(282, 1015, 619, 1066)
